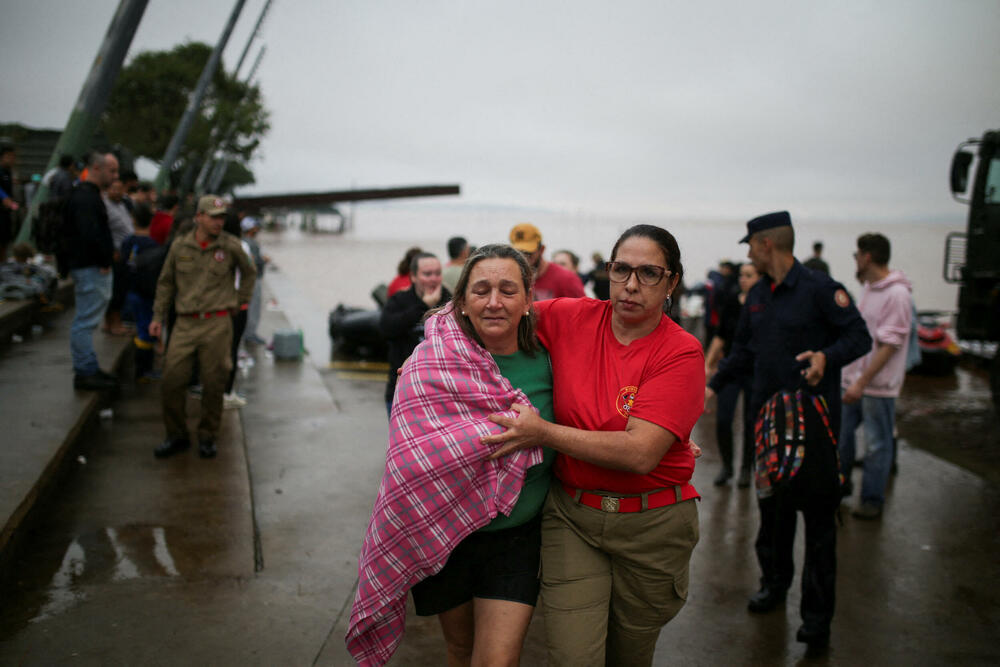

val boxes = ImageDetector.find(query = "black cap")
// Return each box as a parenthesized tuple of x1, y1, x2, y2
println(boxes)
(739, 211, 792, 244)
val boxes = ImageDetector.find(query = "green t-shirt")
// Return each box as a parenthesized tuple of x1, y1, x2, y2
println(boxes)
(480, 347, 556, 532)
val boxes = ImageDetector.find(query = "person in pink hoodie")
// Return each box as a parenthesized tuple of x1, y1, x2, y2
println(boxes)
(839, 233, 913, 519)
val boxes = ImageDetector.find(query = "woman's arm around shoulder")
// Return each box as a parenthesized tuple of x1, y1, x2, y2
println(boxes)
(484, 405, 677, 475)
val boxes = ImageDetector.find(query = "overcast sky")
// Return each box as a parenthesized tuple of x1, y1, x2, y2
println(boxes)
(2, 0, 998, 223)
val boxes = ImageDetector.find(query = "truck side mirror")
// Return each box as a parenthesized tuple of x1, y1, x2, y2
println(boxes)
(950, 150, 974, 194)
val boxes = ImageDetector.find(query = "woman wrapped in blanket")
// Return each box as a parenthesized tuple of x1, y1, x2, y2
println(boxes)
(347, 244, 554, 666)
(484, 224, 705, 667)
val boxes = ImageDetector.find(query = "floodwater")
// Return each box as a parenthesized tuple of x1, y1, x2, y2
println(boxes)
(263, 201, 965, 311)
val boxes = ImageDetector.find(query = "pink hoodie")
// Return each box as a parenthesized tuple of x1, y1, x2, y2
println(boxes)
(841, 270, 913, 398)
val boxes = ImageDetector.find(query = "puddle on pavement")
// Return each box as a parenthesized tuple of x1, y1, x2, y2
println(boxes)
(1, 524, 182, 633)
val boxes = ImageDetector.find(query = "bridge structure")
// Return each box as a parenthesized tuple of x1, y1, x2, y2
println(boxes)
(233, 184, 461, 232)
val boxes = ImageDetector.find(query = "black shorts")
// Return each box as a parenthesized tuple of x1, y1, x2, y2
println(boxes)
(411, 514, 541, 616)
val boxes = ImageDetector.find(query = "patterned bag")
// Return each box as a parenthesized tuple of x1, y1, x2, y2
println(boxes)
(754, 388, 843, 500)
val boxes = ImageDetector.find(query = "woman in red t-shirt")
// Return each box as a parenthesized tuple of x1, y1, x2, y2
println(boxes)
(386, 246, 423, 297)
(484, 224, 704, 666)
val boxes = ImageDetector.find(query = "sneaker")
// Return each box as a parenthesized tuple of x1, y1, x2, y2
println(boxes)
(74, 373, 118, 391)
(852, 502, 883, 520)
(223, 392, 247, 409)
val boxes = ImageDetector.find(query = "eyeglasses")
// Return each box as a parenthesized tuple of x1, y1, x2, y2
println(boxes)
(606, 261, 671, 286)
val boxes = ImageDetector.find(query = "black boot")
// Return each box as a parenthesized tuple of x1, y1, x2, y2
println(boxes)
(74, 372, 117, 391)
(796, 624, 830, 652)
(154, 437, 190, 459)
(748, 586, 786, 613)
(713, 467, 733, 486)
(199, 439, 217, 458)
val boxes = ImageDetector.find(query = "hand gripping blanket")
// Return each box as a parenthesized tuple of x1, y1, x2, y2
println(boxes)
(346, 306, 543, 665)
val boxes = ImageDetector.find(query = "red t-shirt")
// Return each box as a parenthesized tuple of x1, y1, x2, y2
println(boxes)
(149, 211, 174, 245)
(535, 298, 704, 494)
(387, 274, 411, 297)
(534, 261, 585, 300)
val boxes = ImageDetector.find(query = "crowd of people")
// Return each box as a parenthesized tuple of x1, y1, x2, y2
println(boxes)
(0, 143, 269, 461)
(2, 140, 918, 665)
(351, 212, 915, 665)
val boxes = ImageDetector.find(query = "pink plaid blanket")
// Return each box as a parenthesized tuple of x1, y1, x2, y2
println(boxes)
(345, 305, 543, 665)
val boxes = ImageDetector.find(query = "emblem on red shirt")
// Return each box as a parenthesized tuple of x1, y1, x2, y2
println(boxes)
(616, 385, 638, 419)
(214, 250, 225, 262)
(834, 289, 850, 308)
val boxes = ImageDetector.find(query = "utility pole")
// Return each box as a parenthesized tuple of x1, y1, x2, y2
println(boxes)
(153, 0, 247, 193)
(16, 0, 148, 244)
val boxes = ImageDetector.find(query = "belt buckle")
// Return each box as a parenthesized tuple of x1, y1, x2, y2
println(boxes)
(600, 496, 620, 513)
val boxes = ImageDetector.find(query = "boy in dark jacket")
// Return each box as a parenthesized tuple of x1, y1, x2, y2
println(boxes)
(120, 203, 161, 380)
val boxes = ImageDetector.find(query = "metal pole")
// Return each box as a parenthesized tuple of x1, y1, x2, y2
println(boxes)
(153, 0, 247, 192)
(17, 0, 149, 243)
(194, 0, 271, 192)
(194, 44, 266, 194)
(207, 46, 266, 193)
(233, 0, 273, 78)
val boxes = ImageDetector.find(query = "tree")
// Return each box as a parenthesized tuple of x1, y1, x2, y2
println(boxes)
(100, 42, 269, 192)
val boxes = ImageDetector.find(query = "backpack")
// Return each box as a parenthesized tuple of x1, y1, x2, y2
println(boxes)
(754, 388, 843, 500)
(133, 243, 168, 300)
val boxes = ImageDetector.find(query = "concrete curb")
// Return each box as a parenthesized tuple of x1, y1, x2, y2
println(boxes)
(0, 305, 132, 584)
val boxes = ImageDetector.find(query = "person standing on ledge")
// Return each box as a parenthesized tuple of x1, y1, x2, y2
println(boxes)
(149, 196, 256, 460)
(61, 150, 120, 391)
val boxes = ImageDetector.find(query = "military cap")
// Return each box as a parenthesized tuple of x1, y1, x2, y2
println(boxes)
(197, 195, 228, 216)
(740, 210, 792, 243)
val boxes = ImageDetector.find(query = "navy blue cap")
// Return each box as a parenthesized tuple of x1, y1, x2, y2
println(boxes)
(739, 210, 792, 243)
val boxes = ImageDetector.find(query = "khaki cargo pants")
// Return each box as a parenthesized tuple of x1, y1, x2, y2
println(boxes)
(162, 315, 232, 442)
(540, 481, 700, 667)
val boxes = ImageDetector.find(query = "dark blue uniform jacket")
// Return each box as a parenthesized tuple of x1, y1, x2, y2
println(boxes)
(709, 260, 871, 434)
